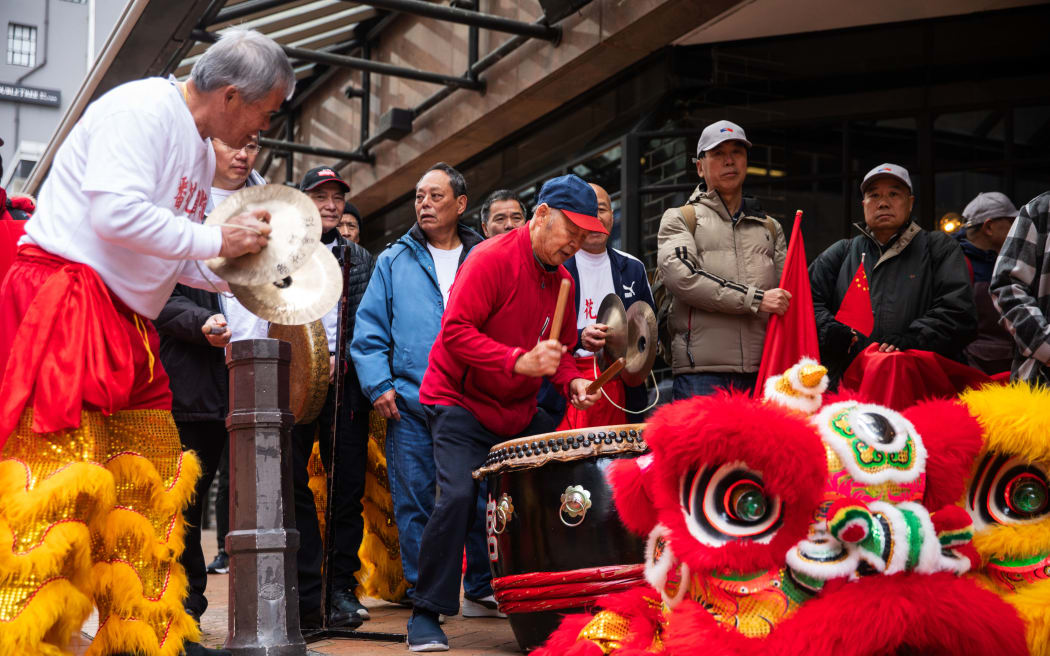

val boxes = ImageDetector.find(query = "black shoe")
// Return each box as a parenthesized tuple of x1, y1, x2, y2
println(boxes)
(329, 587, 367, 625)
(183, 641, 232, 656)
(206, 551, 229, 574)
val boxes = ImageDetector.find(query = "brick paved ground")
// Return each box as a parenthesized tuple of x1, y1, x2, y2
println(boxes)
(75, 528, 523, 656)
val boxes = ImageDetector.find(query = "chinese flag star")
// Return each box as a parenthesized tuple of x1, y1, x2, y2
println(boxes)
(835, 261, 874, 336)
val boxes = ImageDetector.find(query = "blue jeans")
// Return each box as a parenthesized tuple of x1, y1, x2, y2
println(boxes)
(413, 404, 557, 616)
(672, 372, 757, 400)
(386, 395, 492, 599)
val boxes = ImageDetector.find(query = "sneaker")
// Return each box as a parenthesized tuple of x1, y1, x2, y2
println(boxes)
(206, 551, 229, 574)
(407, 609, 449, 652)
(461, 595, 506, 618)
(329, 588, 368, 627)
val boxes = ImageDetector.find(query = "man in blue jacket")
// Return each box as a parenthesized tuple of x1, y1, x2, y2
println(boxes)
(559, 182, 655, 427)
(350, 163, 496, 616)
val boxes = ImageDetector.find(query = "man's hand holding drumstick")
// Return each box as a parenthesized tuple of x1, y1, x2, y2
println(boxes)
(512, 279, 601, 410)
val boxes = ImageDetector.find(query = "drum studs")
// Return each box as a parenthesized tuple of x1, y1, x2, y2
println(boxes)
(559, 485, 592, 527)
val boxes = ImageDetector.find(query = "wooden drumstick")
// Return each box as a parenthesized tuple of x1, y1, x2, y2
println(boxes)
(549, 278, 571, 342)
(587, 357, 625, 395)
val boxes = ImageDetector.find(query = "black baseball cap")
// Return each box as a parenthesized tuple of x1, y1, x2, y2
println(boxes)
(300, 166, 350, 193)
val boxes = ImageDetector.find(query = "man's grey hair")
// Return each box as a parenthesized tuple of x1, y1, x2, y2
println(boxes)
(190, 28, 295, 103)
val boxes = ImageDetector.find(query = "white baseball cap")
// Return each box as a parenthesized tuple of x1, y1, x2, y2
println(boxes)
(861, 163, 912, 193)
(696, 120, 752, 158)
(962, 192, 1018, 229)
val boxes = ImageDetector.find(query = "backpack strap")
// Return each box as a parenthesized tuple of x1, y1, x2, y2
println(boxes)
(680, 203, 697, 234)
(762, 216, 777, 247)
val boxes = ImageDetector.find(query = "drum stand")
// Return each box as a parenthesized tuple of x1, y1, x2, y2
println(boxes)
(303, 244, 405, 645)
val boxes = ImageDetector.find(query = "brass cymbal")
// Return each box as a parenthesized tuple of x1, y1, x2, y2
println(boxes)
(205, 184, 322, 286)
(229, 242, 341, 325)
(596, 293, 627, 367)
(268, 320, 330, 424)
(622, 301, 657, 386)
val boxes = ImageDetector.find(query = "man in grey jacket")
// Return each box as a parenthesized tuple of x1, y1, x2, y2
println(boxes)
(657, 120, 789, 399)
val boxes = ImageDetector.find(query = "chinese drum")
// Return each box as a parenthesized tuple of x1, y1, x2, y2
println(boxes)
(472, 424, 649, 651)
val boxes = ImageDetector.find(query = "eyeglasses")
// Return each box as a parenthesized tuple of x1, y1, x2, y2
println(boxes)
(215, 138, 261, 155)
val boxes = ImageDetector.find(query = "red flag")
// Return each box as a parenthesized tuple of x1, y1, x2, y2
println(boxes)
(754, 210, 820, 398)
(834, 259, 874, 337)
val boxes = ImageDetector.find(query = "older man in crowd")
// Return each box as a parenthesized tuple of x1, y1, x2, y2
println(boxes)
(291, 166, 375, 628)
(351, 163, 497, 617)
(810, 163, 976, 384)
(560, 182, 654, 427)
(480, 188, 527, 238)
(992, 191, 1050, 385)
(340, 200, 362, 243)
(657, 120, 789, 399)
(0, 28, 285, 656)
(956, 191, 1018, 374)
(155, 131, 269, 633)
(407, 173, 603, 651)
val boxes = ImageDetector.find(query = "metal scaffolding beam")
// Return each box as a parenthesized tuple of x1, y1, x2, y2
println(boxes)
(191, 28, 484, 89)
(357, 0, 560, 42)
(212, 0, 301, 24)
(260, 136, 375, 163)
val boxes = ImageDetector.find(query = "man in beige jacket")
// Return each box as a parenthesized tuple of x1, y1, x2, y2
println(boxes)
(657, 120, 790, 399)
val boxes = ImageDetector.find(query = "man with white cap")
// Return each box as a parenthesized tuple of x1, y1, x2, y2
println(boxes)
(657, 119, 789, 399)
(991, 191, 1050, 385)
(809, 163, 976, 383)
(957, 191, 1018, 374)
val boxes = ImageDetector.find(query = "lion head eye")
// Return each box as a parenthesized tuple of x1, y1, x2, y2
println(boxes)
(854, 411, 898, 445)
(680, 462, 782, 547)
(968, 454, 1050, 529)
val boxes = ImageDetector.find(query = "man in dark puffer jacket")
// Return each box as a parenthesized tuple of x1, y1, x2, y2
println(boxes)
(809, 163, 977, 384)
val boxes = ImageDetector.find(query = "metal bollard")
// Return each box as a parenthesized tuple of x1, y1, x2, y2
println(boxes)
(224, 339, 306, 656)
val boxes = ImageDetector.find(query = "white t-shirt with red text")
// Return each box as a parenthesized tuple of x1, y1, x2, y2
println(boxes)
(25, 76, 223, 318)
(574, 249, 615, 357)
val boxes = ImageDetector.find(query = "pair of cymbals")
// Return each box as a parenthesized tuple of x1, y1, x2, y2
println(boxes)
(205, 184, 341, 325)
(596, 294, 657, 387)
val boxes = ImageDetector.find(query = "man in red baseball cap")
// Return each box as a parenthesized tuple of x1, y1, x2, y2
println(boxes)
(406, 173, 605, 651)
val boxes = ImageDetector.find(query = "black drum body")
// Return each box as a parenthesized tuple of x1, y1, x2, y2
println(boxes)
(475, 425, 648, 652)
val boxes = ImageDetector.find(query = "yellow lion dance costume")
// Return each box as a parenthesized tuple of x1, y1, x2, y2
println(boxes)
(961, 382, 1050, 656)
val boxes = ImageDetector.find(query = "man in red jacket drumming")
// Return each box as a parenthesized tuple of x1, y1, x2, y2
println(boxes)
(407, 174, 605, 651)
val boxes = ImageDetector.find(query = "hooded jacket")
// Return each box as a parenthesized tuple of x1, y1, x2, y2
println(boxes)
(351, 222, 484, 411)
(809, 221, 977, 381)
(656, 185, 786, 375)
